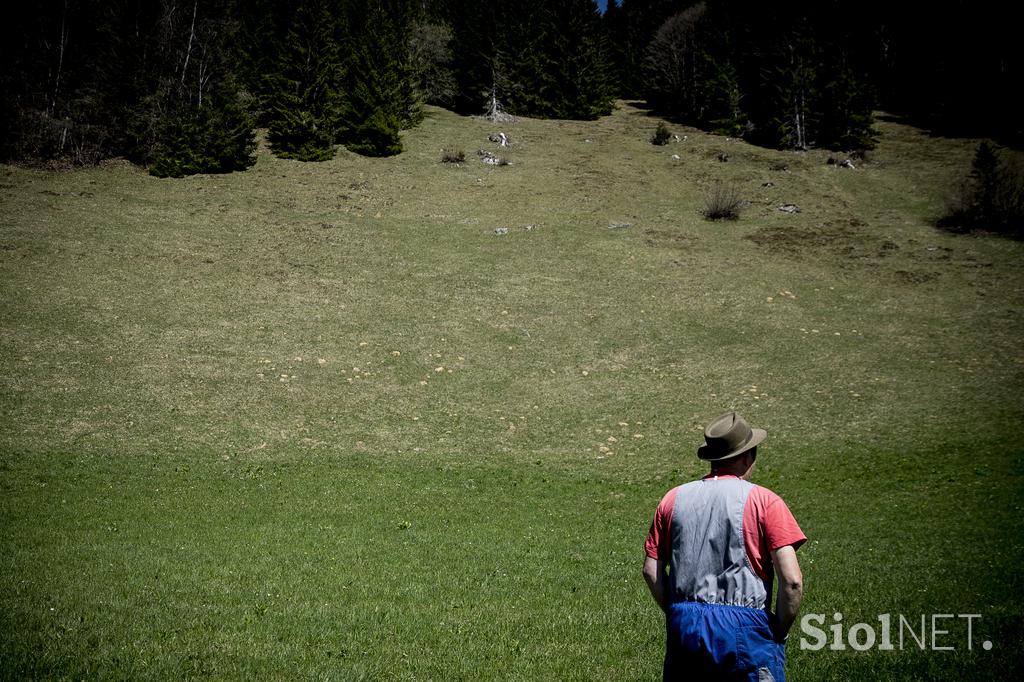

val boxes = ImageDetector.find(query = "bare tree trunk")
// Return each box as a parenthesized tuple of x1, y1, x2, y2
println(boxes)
(181, 0, 198, 86)
(198, 51, 211, 109)
(795, 93, 806, 149)
(52, 0, 70, 115)
(788, 44, 807, 150)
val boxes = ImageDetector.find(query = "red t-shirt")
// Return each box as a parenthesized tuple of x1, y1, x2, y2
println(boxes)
(644, 474, 806, 580)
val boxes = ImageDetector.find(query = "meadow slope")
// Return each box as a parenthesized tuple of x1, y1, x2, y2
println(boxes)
(1, 103, 1022, 680)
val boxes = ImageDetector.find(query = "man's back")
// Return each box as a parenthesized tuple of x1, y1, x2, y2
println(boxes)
(643, 412, 805, 682)
(668, 477, 769, 608)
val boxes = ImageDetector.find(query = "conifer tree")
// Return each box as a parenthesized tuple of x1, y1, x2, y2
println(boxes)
(339, 0, 418, 156)
(494, 0, 552, 117)
(265, 0, 345, 161)
(81, 0, 253, 176)
(445, 0, 614, 120)
(816, 55, 876, 151)
(538, 0, 615, 119)
(703, 57, 743, 135)
(236, 0, 295, 126)
(444, 0, 498, 115)
(150, 79, 256, 178)
(601, 0, 628, 97)
(753, 34, 819, 149)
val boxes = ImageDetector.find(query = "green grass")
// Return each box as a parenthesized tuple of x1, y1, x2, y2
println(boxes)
(2, 103, 1023, 679)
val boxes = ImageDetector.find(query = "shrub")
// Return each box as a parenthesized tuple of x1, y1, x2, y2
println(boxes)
(1, 108, 112, 166)
(651, 121, 672, 146)
(939, 142, 1024, 238)
(441, 147, 465, 164)
(702, 182, 745, 220)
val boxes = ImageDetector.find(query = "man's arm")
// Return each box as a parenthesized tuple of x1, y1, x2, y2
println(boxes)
(643, 556, 668, 613)
(770, 544, 804, 639)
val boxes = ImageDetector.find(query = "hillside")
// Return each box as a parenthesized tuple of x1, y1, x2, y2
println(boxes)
(1, 103, 1022, 680)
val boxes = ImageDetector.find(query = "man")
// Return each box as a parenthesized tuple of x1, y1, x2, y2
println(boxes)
(643, 412, 805, 682)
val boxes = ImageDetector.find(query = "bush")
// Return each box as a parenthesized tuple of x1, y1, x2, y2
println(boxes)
(1, 108, 112, 166)
(938, 142, 1024, 238)
(441, 147, 465, 164)
(702, 182, 745, 220)
(651, 121, 672, 146)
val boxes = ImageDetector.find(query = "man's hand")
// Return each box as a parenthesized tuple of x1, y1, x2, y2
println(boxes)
(770, 544, 804, 641)
(642, 556, 668, 613)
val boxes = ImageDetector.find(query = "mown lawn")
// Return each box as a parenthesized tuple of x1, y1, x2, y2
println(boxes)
(2, 103, 1022, 680)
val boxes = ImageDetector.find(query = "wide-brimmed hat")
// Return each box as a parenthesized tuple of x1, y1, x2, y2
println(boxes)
(697, 411, 767, 461)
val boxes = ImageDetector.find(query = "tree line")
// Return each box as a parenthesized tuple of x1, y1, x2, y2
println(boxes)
(1, 0, 1017, 176)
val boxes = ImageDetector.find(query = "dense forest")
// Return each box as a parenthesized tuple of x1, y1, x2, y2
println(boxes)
(1, 0, 1018, 176)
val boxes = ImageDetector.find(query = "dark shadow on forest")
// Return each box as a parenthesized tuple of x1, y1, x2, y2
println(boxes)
(876, 111, 1022, 150)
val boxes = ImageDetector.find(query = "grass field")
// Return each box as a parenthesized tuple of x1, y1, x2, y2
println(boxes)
(2, 102, 1023, 680)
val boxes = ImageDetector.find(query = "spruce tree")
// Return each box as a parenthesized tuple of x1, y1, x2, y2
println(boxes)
(816, 57, 876, 151)
(265, 0, 345, 161)
(445, 0, 613, 120)
(755, 36, 819, 149)
(539, 0, 615, 120)
(703, 57, 743, 136)
(601, 0, 628, 98)
(150, 80, 256, 178)
(445, 0, 498, 115)
(340, 0, 418, 157)
(236, 0, 295, 126)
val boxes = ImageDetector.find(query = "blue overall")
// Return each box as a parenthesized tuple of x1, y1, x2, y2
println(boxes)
(663, 477, 786, 682)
